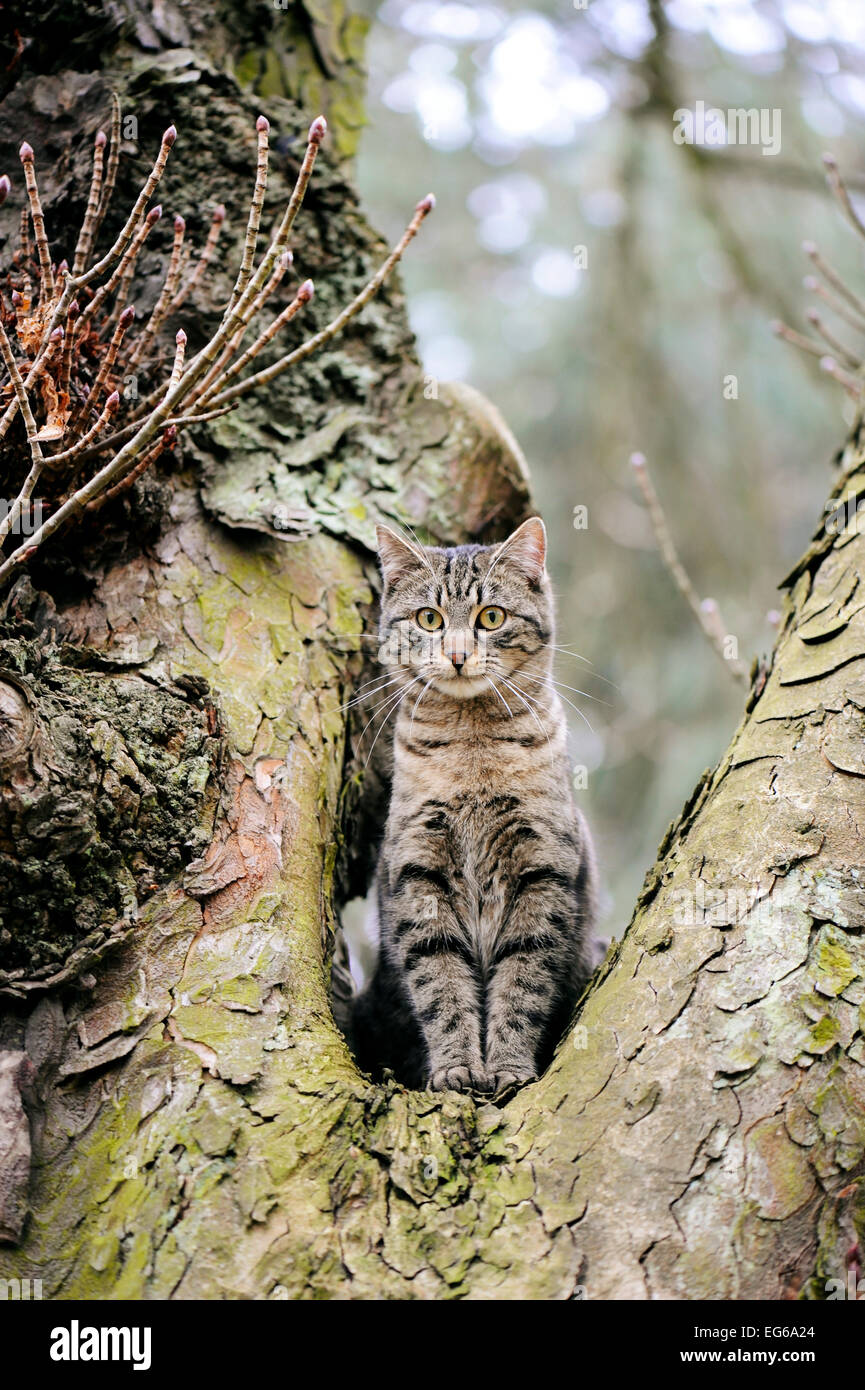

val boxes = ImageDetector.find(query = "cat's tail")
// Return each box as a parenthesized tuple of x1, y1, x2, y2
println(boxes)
(330, 924, 356, 1037)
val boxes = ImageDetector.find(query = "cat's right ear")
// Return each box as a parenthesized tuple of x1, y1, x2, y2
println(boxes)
(496, 516, 547, 584)
(376, 525, 418, 587)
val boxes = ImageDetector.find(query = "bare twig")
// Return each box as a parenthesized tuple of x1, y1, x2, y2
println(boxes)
(802, 241, 865, 326)
(208, 194, 435, 409)
(803, 275, 865, 336)
(57, 299, 80, 401)
(68, 402, 239, 468)
(84, 434, 168, 514)
(227, 115, 270, 312)
(127, 213, 185, 367)
(201, 278, 313, 401)
(0, 318, 47, 460)
(102, 207, 162, 330)
(77, 125, 175, 289)
(771, 319, 827, 361)
(823, 153, 865, 244)
(17, 205, 30, 264)
(630, 452, 748, 684)
(72, 129, 107, 277)
(46, 390, 120, 468)
(79, 205, 162, 336)
(0, 321, 60, 445)
(819, 355, 862, 398)
(92, 93, 121, 247)
(186, 249, 293, 409)
(169, 329, 187, 388)
(72, 305, 134, 429)
(805, 309, 861, 370)
(170, 204, 225, 312)
(0, 130, 173, 444)
(18, 143, 53, 304)
(0, 319, 47, 545)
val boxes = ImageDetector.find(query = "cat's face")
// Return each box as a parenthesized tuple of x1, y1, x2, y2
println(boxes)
(376, 518, 553, 701)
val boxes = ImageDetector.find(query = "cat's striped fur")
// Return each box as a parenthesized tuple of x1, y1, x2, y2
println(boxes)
(351, 517, 596, 1093)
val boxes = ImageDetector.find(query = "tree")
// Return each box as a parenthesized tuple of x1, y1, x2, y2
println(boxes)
(0, 0, 862, 1300)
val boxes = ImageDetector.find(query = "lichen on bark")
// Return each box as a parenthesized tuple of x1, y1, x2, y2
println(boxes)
(1, 0, 864, 1303)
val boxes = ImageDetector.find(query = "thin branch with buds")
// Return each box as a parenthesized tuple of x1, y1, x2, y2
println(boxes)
(819, 355, 862, 398)
(72, 129, 107, 278)
(772, 163, 865, 396)
(771, 319, 827, 361)
(205, 194, 435, 410)
(805, 309, 860, 370)
(823, 153, 865, 245)
(0, 103, 434, 587)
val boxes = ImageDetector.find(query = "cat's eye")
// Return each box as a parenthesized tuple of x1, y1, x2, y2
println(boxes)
(416, 607, 444, 631)
(477, 606, 506, 630)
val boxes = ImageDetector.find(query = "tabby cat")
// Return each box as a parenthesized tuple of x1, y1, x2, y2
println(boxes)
(350, 517, 596, 1093)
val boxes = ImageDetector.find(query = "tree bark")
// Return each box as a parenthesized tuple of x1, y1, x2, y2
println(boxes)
(0, 0, 863, 1301)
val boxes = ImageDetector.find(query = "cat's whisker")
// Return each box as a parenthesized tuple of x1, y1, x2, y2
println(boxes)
(352, 676, 418, 745)
(539, 643, 620, 691)
(540, 642, 592, 662)
(385, 520, 438, 587)
(553, 665, 619, 693)
(409, 677, 436, 739)
(550, 678, 613, 706)
(485, 675, 514, 719)
(337, 673, 406, 714)
(337, 666, 408, 706)
(337, 665, 410, 704)
(499, 674, 544, 717)
(350, 668, 405, 693)
(518, 669, 612, 707)
(499, 676, 555, 759)
(364, 675, 424, 766)
(342, 667, 403, 695)
(513, 673, 595, 736)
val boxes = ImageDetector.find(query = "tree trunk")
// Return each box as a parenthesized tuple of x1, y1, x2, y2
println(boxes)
(0, 0, 863, 1302)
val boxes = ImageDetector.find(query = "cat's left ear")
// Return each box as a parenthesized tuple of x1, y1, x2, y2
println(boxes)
(497, 516, 547, 584)
(376, 524, 419, 587)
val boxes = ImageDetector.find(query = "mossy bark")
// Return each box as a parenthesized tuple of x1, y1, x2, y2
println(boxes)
(0, 0, 863, 1301)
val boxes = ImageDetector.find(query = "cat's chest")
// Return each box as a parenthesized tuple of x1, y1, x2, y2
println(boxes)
(389, 721, 566, 844)
(392, 730, 532, 797)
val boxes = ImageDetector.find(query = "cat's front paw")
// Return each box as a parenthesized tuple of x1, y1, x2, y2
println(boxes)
(480, 1066, 536, 1095)
(428, 1065, 486, 1093)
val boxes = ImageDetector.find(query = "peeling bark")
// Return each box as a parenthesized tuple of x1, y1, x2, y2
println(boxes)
(0, 1051, 33, 1244)
(0, 0, 863, 1302)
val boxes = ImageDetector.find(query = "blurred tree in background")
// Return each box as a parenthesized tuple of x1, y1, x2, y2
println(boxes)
(353, 0, 865, 939)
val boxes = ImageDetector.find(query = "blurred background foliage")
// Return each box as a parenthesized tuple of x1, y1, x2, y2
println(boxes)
(351, 0, 865, 943)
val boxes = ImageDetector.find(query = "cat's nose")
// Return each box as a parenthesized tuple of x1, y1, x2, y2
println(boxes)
(450, 652, 466, 671)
